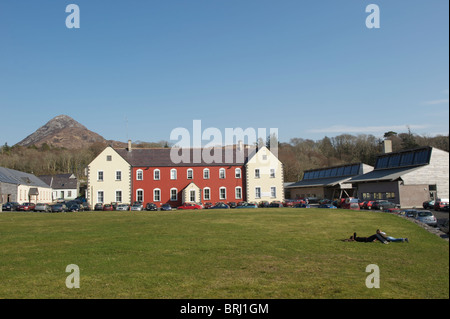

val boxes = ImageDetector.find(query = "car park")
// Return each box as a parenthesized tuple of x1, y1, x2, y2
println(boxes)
(116, 204, 130, 211)
(2, 202, 20, 211)
(34, 203, 51, 212)
(145, 203, 158, 211)
(177, 203, 203, 210)
(415, 210, 438, 227)
(372, 200, 399, 211)
(51, 203, 68, 213)
(17, 202, 36, 211)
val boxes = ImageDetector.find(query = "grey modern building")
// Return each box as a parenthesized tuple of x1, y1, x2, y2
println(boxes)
(349, 147, 449, 208)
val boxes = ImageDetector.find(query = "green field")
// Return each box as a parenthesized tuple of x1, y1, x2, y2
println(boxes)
(0, 208, 448, 299)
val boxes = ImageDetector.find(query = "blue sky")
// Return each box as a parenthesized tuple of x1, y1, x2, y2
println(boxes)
(0, 0, 448, 147)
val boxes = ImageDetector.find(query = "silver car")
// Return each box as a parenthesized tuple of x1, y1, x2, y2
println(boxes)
(34, 203, 51, 212)
(131, 203, 143, 211)
(116, 204, 130, 211)
(415, 210, 438, 227)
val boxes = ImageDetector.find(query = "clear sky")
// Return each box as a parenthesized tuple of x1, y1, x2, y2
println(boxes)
(0, 0, 448, 147)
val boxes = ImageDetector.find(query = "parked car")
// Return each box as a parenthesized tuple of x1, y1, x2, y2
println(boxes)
(363, 201, 376, 210)
(318, 203, 337, 209)
(177, 203, 203, 210)
(34, 203, 51, 212)
(269, 201, 284, 208)
(258, 201, 270, 208)
(227, 202, 237, 209)
(341, 198, 360, 210)
(423, 200, 435, 209)
(294, 203, 310, 208)
(94, 203, 104, 211)
(81, 202, 91, 211)
(372, 200, 399, 211)
(103, 204, 114, 211)
(145, 203, 158, 211)
(67, 203, 82, 212)
(116, 204, 130, 211)
(211, 202, 230, 209)
(2, 202, 20, 211)
(283, 200, 295, 207)
(131, 203, 144, 211)
(160, 203, 173, 211)
(434, 199, 449, 211)
(236, 202, 258, 209)
(17, 202, 36, 211)
(415, 210, 438, 227)
(403, 209, 418, 218)
(51, 203, 68, 213)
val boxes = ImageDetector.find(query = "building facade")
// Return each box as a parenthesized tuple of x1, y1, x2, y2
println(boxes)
(38, 173, 79, 201)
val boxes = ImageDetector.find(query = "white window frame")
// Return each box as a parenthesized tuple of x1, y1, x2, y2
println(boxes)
(203, 187, 211, 201)
(170, 169, 177, 180)
(98, 171, 104, 182)
(136, 169, 143, 181)
(187, 168, 193, 180)
(154, 188, 161, 202)
(170, 188, 178, 201)
(270, 168, 276, 178)
(97, 190, 104, 203)
(219, 187, 227, 200)
(136, 189, 144, 203)
(154, 169, 160, 180)
(271, 187, 277, 198)
(235, 187, 242, 200)
(255, 187, 261, 199)
(255, 169, 260, 179)
(203, 168, 210, 179)
(116, 190, 122, 203)
(235, 168, 241, 179)
(189, 189, 196, 202)
(219, 168, 226, 179)
(116, 170, 122, 181)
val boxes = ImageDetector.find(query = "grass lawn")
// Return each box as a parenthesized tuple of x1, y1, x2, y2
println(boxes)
(0, 208, 448, 299)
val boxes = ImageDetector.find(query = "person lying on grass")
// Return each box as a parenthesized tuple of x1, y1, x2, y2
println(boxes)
(343, 230, 409, 243)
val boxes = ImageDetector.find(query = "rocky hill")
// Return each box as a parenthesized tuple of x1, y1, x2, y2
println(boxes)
(16, 115, 126, 149)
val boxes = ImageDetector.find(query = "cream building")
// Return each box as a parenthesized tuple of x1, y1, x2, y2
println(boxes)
(245, 146, 285, 203)
(87, 146, 132, 207)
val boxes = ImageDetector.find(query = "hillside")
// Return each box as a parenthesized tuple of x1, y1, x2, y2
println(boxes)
(16, 115, 126, 149)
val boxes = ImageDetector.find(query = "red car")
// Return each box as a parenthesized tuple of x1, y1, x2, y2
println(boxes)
(363, 201, 376, 210)
(103, 204, 114, 211)
(177, 203, 203, 210)
(17, 202, 36, 211)
(434, 200, 449, 211)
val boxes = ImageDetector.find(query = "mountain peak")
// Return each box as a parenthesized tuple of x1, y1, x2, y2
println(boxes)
(16, 115, 108, 149)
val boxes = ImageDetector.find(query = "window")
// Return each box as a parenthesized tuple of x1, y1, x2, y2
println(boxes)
(98, 171, 104, 181)
(68, 191, 72, 198)
(116, 171, 122, 181)
(235, 187, 242, 200)
(170, 188, 178, 201)
(255, 187, 261, 199)
(262, 155, 268, 161)
(154, 169, 160, 180)
(107, 155, 112, 161)
(235, 168, 241, 179)
(97, 191, 104, 203)
(203, 188, 211, 201)
(136, 189, 144, 202)
(219, 187, 227, 200)
(187, 169, 193, 179)
(270, 168, 275, 178)
(136, 170, 143, 181)
(219, 168, 226, 179)
(271, 187, 277, 198)
(255, 169, 260, 179)
(203, 168, 210, 179)
(154, 189, 161, 202)
(171, 169, 177, 180)
(116, 191, 122, 203)
(190, 190, 196, 202)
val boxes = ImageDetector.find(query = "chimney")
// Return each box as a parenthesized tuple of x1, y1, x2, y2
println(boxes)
(383, 139, 392, 154)
(238, 140, 243, 151)
(127, 140, 132, 152)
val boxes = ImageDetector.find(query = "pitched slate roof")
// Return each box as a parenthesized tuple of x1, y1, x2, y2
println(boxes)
(0, 166, 51, 188)
(38, 174, 78, 189)
(114, 147, 256, 167)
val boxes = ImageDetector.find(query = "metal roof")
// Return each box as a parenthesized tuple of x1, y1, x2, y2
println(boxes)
(348, 166, 422, 183)
(286, 176, 353, 188)
(0, 167, 51, 188)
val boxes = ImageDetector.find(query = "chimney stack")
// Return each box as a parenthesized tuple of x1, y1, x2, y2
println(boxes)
(128, 140, 132, 152)
(383, 139, 392, 154)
